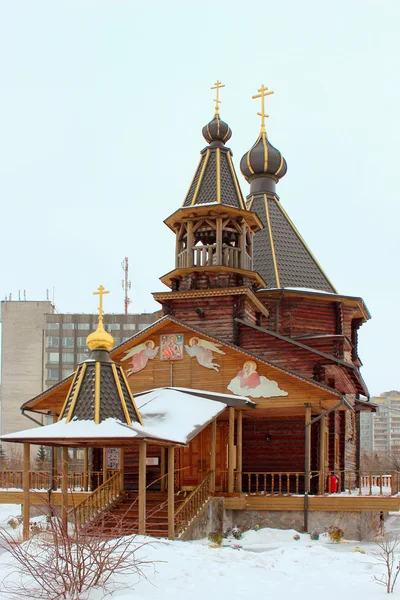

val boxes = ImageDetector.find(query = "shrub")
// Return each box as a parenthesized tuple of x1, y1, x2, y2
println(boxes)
(310, 529, 320, 541)
(7, 516, 22, 530)
(208, 531, 223, 545)
(293, 534, 300, 541)
(373, 535, 400, 593)
(231, 526, 242, 540)
(328, 526, 344, 543)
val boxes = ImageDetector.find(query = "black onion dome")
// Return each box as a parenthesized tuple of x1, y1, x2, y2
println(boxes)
(240, 131, 287, 182)
(202, 114, 232, 144)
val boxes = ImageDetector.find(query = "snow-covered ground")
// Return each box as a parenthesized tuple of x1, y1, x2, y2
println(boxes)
(0, 505, 397, 599)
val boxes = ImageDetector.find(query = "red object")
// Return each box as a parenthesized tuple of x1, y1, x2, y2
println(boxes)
(327, 474, 338, 493)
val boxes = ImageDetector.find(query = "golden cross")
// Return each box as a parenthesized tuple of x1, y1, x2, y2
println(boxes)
(211, 80, 225, 114)
(93, 285, 109, 318)
(252, 84, 274, 132)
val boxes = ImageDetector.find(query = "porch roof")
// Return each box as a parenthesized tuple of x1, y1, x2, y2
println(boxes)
(2, 387, 249, 448)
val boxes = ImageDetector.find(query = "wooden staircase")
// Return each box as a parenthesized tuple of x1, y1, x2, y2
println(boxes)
(86, 492, 185, 538)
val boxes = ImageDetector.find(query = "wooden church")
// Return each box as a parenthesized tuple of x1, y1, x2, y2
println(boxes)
(3, 83, 388, 542)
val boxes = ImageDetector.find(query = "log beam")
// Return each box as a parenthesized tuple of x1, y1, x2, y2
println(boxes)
(228, 407, 235, 493)
(168, 446, 175, 540)
(23, 443, 30, 542)
(138, 441, 147, 535)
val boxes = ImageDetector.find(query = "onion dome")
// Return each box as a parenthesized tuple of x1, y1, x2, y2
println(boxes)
(202, 113, 232, 145)
(86, 319, 114, 351)
(240, 130, 287, 183)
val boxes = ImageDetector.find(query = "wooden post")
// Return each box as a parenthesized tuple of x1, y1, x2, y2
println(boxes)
(23, 443, 30, 542)
(83, 448, 89, 492)
(138, 441, 147, 535)
(160, 448, 166, 492)
(304, 404, 312, 532)
(228, 407, 235, 493)
(210, 419, 217, 492)
(216, 217, 222, 265)
(186, 221, 194, 267)
(168, 446, 175, 540)
(239, 221, 246, 269)
(62, 447, 69, 532)
(318, 415, 326, 495)
(237, 410, 243, 492)
(52, 447, 58, 490)
(175, 228, 181, 268)
(102, 448, 108, 484)
(119, 447, 124, 493)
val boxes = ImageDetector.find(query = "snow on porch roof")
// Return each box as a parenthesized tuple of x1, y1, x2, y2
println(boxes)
(2, 387, 251, 447)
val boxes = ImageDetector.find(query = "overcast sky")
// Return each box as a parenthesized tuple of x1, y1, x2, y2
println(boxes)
(0, 1, 398, 396)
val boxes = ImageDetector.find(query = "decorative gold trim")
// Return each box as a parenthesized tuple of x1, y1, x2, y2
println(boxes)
(274, 199, 337, 293)
(111, 363, 132, 426)
(246, 149, 255, 175)
(119, 367, 145, 427)
(262, 131, 269, 172)
(58, 367, 80, 422)
(227, 152, 246, 210)
(94, 362, 101, 425)
(275, 155, 285, 177)
(246, 194, 255, 211)
(182, 154, 203, 207)
(264, 194, 281, 288)
(65, 363, 87, 423)
(216, 148, 221, 203)
(191, 149, 210, 206)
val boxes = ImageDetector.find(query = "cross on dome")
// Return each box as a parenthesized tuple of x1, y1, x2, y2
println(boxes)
(211, 80, 225, 115)
(252, 84, 274, 132)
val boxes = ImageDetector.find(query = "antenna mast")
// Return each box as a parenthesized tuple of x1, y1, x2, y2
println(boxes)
(121, 256, 131, 315)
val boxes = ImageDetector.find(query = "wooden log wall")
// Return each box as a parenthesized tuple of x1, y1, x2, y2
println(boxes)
(261, 298, 338, 338)
(123, 445, 162, 491)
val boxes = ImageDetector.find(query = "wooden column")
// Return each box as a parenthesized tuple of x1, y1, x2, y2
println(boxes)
(236, 410, 243, 493)
(23, 443, 30, 542)
(52, 447, 58, 490)
(160, 448, 166, 492)
(318, 415, 326, 495)
(62, 447, 69, 532)
(228, 407, 235, 493)
(216, 217, 222, 265)
(186, 221, 194, 267)
(239, 221, 247, 269)
(119, 447, 124, 493)
(175, 227, 181, 268)
(305, 405, 312, 478)
(102, 448, 108, 484)
(210, 419, 217, 492)
(168, 446, 175, 540)
(138, 441, 147, 535)
(83, 448, 89, 492)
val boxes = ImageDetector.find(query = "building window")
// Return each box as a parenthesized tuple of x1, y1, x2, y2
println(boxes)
(122, 337, 130, 342)
(47, 352, 59, 363)
(62, 337, 75, 348)
(77, 352, 88, 362)
(62, 353, 75, 363)
(47, 323, 60, 330)
(77, 337, 87, 347)
(47, 337, 60, 348)
(47, 368, 59, 380)
(107, 324, 120, 331)
(62, 368, 74, 379)
(62, 323, 75, 330)
(78, 323, 90, 330)
(138, 324, 148, 331)
(123, 324, 136, 330)
(113, 337, 120, 345)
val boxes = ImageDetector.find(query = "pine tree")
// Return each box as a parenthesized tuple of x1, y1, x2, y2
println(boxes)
(36, 445, 48, 469)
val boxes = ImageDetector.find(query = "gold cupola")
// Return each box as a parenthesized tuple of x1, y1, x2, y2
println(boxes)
(86, 285, 115, 351)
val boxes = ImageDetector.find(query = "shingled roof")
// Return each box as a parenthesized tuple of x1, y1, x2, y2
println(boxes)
(247, 192, 337, 293)
(182, 113, 246, 210)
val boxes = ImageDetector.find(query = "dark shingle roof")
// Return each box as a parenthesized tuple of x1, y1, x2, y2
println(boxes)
(248, 192, 336, 293)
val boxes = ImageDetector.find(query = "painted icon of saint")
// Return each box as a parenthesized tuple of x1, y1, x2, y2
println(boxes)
(121, 340, 159, 375)
(160, 334, 183, 361)
(227, 360, 288, 398)
(185, 337, 225, 371)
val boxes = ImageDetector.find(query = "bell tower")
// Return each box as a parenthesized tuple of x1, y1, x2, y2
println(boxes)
(154, 83, 268, 343)
(160, 82, 264, 293)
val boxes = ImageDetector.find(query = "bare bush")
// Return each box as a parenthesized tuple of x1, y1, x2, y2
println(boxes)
(374, 535, 400, 593)
(0, 498, 157, 600)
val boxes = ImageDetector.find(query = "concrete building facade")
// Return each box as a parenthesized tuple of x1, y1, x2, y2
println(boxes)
(360, 391, 400, 455)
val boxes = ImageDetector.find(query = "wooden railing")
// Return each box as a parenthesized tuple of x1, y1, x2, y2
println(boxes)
(176, 245, 252, 271)
(242, 472, 304, 495)
(71, 471, 121, 528)
(0, 470, 104, 492)
(321, 470, 400, 496)
(175, 471, 212, 537)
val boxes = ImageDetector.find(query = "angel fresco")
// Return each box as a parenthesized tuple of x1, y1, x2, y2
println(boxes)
(227, 361, 288, 398)
(121, 340, 159, 375)
(185, 337, 226, 372)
